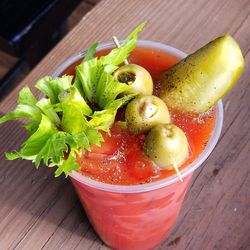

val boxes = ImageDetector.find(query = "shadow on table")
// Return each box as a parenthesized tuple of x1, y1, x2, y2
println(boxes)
(0, 115, 102, 247)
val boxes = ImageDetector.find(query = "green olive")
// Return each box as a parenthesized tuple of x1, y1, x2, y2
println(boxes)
(125, 95, 170, 134)
(144, 124, 189, 169)
(113, 64, 153, 95)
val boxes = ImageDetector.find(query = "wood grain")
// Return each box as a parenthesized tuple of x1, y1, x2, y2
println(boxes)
(0, 51, 18, 79)
(0, 0, 249, 249)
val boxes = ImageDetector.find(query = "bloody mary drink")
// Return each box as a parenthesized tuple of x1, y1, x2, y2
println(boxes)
(1, 22, 244, 250)
(2, 20, 245, 249)
(53, 41, 223, 249)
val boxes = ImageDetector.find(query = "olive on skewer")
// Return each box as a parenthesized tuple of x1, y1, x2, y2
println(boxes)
(114, 64, 153, 95)
(125, 95, 171, 134)
(144, 124, 189, 181)
(112, 36, 153, 96)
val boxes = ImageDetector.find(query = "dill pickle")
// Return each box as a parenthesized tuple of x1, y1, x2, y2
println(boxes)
(159, 35, 244, 113)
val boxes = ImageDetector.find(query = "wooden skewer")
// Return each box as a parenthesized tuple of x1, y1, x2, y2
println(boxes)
(112, 36, 129, 65)
(173, 163, 183, 182)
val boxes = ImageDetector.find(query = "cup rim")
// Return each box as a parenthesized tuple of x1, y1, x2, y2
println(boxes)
(52, 40, 224, 193)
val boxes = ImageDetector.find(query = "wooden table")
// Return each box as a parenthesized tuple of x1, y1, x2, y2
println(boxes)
(0, 0, 249, 249)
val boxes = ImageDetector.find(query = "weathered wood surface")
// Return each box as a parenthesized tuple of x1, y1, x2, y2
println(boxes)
(0, 0, 249, 249)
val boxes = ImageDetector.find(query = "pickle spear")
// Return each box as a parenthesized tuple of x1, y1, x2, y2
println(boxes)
(159, 35, 244, 113)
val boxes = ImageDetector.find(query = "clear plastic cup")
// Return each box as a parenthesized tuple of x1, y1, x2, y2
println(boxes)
(53, 41, 223, 250)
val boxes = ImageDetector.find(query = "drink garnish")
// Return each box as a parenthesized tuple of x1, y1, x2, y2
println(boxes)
(143, 123, 189, 182)
(159, 35, 244, 113)
(112, 36, 129, 65)
(0, 24, 244, 183)
(0, 23, 145, 177)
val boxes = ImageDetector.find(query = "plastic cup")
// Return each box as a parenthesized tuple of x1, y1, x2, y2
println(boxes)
(52, 41, 223, 250)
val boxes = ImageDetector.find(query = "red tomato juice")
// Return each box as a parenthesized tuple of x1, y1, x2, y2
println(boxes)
(66, 45, 216, 249)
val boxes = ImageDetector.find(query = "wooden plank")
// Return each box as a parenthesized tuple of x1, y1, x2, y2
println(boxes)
(66, 1, 93, 30)
(0, 0, 249, 249)
(0, 51, 17, 78)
